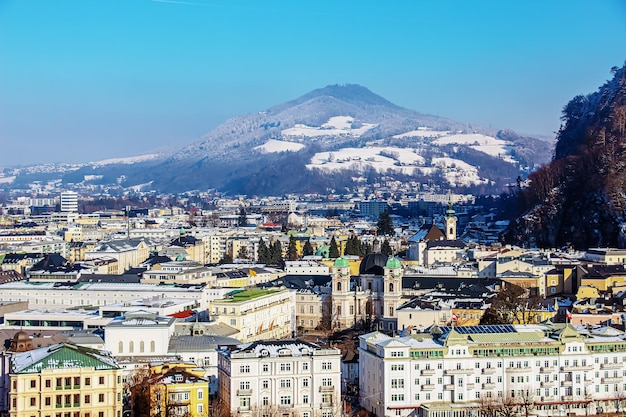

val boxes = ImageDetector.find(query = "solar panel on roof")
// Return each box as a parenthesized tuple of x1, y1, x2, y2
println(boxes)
(440, 325, 517, 335)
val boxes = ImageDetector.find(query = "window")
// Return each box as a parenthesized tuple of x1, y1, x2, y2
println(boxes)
(303, 394, 309, 404)
(98, 377, 105, 385)
(391, 364, 404, 371)
(322, 394, 333, 404)
(262, 364, 269, 372)
(303, 379, 309, 387)
(240, 365, 251, 373)
(280, 396, 291, 406)
(280, 363, 292, 372)
(30, 397, 36, 406)
(322, 362, 332, 370)
(150, 341, 155, 353)
(391, 379, 404, 389)
(140, 341, 144, 353)
(45, 379, 51, 388)
(322, 378, 333, 386)
(262, 397, 269, 406)
(45, 397, 51, 406)
(84, 395, 90, 404)
(30, 380, 36, 388)
(303, 362, 309, 371)
(85, 378, 90, 386)
(118, 341, 123, 353)
(240, 397, 250, 408)
(129, 341, 134, 353)
(280, 379, 292, 388)
(98, 394, 105, 403)
(240, 381, 250, 390)
(262, 380, 269, 389)
(391, 394, 404, 401)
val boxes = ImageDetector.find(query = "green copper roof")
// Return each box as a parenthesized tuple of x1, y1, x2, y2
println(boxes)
(12, 343, 119, 374)
(334, 257, 350, 267)
(386, 256, 401, 269)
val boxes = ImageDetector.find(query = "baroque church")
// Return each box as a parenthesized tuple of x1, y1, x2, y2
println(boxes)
(330, 254, 403, 333)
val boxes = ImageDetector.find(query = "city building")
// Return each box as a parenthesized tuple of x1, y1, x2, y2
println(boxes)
(331, 254, 403, 332)
(60, 191, 79, 213)
(209, 288, 296, 343)
(3, 339, 123, 417)
(217, 340, 341, 417)
(359, 324, 626, 417)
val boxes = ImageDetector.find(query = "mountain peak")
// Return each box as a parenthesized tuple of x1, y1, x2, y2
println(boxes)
(287, 83, 399, 109)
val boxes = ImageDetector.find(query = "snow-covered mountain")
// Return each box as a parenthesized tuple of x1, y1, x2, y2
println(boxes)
(2, 84, 551, 195)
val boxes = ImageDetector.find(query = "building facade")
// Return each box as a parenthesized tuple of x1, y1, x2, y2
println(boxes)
(359, 324, 626, 417)
(217, 340, 341, 417)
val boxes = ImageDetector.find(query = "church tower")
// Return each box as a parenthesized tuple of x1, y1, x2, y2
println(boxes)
(331, 257, 353, 329)
(382, 256, 403, 332)
(444, 198, 457, 240)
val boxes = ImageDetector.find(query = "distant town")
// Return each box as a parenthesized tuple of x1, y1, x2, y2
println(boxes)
(1, 186, 626, 417)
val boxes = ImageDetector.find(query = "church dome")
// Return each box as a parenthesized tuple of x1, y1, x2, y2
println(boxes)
(359, 253, 388, 275)
(334, 257, 350, 267)
(386, 256, 402, 269)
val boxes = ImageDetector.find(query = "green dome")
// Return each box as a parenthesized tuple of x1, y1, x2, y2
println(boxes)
(386, 256, 401, 269)
(334, 257, 350, 267)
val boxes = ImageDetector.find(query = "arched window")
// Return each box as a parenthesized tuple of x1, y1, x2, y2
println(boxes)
(118, 341, 123, 354)
(368, 282, 372, 291)
(140, 341, 145, 353)
(389, 283, 394, 292)
(150, 341, 156, 353)
(337, 282, 342, 291)
(129, 341, 134, 353)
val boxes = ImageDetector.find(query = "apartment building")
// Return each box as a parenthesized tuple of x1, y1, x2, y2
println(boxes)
(359, 324, 626, 417)
(209, 288, 296, 343)
(217, 340, 341, 417)
(4, 341, 123, 417)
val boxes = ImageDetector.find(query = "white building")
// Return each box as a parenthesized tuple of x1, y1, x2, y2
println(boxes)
(60, 191, 79, 213)
(284, 261, 330, 275)
(217, 340, 342, 417)
(0, 281, 212, 310)
(209, 288, 296, 343)
(359, 324, 626, 417)
(104, 310, 176, 357)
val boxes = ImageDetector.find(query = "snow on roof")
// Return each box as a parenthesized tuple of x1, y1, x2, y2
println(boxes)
(254, 139, 305, 154)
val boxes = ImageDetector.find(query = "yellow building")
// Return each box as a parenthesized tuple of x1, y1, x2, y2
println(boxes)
(580, 264, 626, 292)
(6, 340, 123, 417)
(148, 366, 209, 417)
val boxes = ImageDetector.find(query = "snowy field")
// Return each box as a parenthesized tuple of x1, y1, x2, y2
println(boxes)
(393, 129, 449, 139)
(92, 154, 160, 166)
(432, 133, 514, 163)
(281, 116, 377, 138)
(254, 139, 306, 153)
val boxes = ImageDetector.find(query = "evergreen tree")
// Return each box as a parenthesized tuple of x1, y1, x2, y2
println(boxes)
(329, 236, 340, 258)
(381, 239, 392, 256)
(302, 239, 314, 256)
(257, 239, 270, 264)
(270, 241, 283, 264)
(345, 236, 357, 255)
(287, 235, 299, 261)
(219, 253, 233, 264)
(362, 242, 372, 256)
(376, 210, 394, 236)
(237, 246, 249, 260)
(237, 206, 248, 227)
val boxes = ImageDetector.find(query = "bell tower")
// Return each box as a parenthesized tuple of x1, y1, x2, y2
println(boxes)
(444, 195, 457, 240)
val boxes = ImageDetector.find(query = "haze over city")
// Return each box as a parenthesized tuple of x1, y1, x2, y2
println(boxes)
(1, 0, 625, 166)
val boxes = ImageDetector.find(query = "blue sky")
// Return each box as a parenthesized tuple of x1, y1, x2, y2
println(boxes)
(1, 0, 625, 166)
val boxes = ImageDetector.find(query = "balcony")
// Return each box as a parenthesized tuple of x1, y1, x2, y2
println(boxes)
(561, 380, 573, 387)
(602, 377, 622, 384)
(466, 383, 475, 389)
(444, 368, 473, 376)
(482, 383, 496, 390)
(444, 384, 455, 390)
(540, 396, 557, 402)
(482, 368, 496, 374)
(421, 384, 435, 390)
(505, 367, 530, 373)
(319, 403, 334, 409)
(540, 381, 556, 388)
(540, 366, 555, 373)
(601, 362, 622, 370)
(238, 406, 251, 412)
(237, 389, 252, 396)
(561, 365, 593, 372)
(421, 369, 436, 376)
(319, 386, 334, 392)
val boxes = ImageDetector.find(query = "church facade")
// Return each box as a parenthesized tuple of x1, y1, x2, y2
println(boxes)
(330, 255, 403, 333)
